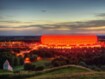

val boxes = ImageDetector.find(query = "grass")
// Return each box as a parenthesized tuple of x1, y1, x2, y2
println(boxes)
(0, 69, 13, 75)
(0, 59, 49, 72)
(32, 59, 51, 68)
(28, 72, 105, 79)
(27, 71, 105, 79)
(0, 59, 105, 79)
(0, 65, 105, 79)
(13, 59, 50, 71)
(33, 60, 50, 65)
(13, 65, 24, 71)
(1, 65, 105, 79)
(26, 65, 93, 79)
(0, 65, 92, 79)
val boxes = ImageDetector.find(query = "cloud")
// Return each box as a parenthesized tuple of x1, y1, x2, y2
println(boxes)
(1, 19, 105, 30)
(0, 19, 105, 35)
(0, 26, 10, 28)
(0, 20, 58, 27)
(37, 19, 105, 31)
(96, 13, 105, 17)
(0, 20, 22, 23)
(41, 10, 47, 12)
(0, 16, 4, 19)
(0, 15, 14, 19)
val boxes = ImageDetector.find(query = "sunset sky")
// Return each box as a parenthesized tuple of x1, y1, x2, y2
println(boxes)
(0, 0, 105, 35)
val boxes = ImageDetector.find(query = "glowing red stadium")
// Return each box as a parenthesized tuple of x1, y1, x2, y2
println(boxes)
(41, 35, 98, 46)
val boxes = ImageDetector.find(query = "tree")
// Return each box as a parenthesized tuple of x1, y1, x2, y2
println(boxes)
(14, 57, 20, 66)
(30, 54, 38, 62)
(0, 51, 15, 69)
(18, 56, 24, 65)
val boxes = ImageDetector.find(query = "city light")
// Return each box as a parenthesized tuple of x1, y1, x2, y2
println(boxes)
(41, 35, 98, 45)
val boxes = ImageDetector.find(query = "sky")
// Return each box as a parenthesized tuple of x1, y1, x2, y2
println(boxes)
(0, 0, 105, 36)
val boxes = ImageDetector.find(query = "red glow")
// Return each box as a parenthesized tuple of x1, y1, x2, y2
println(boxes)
(37, 56, 42, 61)
(41, 35, 98, 45)
(24, 57, 31, 64)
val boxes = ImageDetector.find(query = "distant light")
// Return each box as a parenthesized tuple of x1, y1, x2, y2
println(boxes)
(41, 35, 98, 46)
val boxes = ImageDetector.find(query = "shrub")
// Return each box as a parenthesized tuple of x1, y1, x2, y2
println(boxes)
(51, 60, 60, 67)
(88, 65, 101, 71)
(31, 64, 36, 70)
(51, 56, 69, 67)
(35, 65, 45, 71)
(24, 63, 36, 71)
(45, 62, 52, 68)
(100, 65, 105, 70)
(79, 61, 88, 67)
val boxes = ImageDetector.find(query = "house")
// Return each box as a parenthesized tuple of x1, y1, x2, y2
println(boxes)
(3, 60, 13, 71)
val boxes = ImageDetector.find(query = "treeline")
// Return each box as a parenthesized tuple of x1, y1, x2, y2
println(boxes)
(1, 47, 105, 70)
(0, 49, 24, 69)
(30, 47, 105, 66)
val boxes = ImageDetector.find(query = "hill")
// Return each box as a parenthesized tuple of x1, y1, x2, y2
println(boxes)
(0, 65, 105, 79)
(26, 65, 105, 79)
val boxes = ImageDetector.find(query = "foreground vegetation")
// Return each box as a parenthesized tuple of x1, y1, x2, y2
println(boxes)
(1, 47, 105, 79)
(27, 72, 105, 79)
(0, 65, 92, 79)
(1, 64, 105, 79)
(0, 58, 105, 79)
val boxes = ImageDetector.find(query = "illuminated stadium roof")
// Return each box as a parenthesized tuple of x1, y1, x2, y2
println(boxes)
(41, 35, 98, 45)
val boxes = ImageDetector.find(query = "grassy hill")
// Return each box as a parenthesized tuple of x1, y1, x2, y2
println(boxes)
(0, 65, 105, 79)
(26, 65, 105, 79)
(27, 72, 105, 79)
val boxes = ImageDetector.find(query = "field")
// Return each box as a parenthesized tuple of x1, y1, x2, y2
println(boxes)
(0, 64, 105, 79)
(26, 65, 105, 79)
(27, 72, 105, 79)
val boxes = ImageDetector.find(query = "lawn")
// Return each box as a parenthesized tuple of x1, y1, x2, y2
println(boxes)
(0, 69, 13, 75)
(26, 65, 94, 79)
(0, 65, 105, 79)
(32, 59, 51, 68)
(27, 72, 105, 79)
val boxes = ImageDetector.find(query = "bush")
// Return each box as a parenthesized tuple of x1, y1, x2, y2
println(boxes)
(30, 55, 38, 62)
(51, 56, 69, 67)
(35, 65, 45, 71)
(88, 65, 101, 71)
(51, 60, 60, 67)
(79, 61, 88, 67)
(45, 62, 52, 68)
(24, 63, 36, 71)
(24, 63, 45, 71)
(100, 65, 105, 70)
